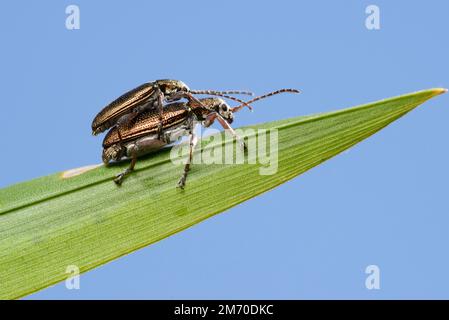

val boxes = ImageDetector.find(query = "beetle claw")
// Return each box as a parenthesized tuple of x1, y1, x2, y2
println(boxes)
(114, 174, 124, 185)
(177, 177, 186, 189)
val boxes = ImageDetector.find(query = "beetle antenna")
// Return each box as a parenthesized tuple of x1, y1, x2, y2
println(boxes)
(208, 93, 254, 111)
(190, 90, 254, 96)
(231, 88, 301, 113)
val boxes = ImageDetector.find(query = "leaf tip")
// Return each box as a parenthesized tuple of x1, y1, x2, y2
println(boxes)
(430, 88, 448, 97)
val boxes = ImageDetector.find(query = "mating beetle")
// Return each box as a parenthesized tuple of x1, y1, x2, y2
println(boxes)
(101, 88, 300, 188)
(91, 79, 253, 136)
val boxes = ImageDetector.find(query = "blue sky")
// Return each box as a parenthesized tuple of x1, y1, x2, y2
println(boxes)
(1, 0, 448, 299)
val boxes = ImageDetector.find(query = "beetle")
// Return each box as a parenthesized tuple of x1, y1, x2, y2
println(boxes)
(91, 79, 254, 136)
(101, 88, 300, 188)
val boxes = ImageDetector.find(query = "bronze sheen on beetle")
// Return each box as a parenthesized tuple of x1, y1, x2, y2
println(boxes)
(91, 79, 254, 136)
(98, 88, 300, 188)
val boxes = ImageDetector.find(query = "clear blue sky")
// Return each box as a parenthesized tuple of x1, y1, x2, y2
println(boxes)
(1, 0, 448, 299)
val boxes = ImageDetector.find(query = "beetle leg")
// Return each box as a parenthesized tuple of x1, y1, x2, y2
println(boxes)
(168, 91, 208, 110)
(206, 113, 247, 151)
(156, 87, 165, 139)
(203, 112, 217, 128)
(115, 112, 139, 136)
(185, 93, 207, 109)
(115, 125, 127, 156)
(177, 129, 198, 189)
(114, 145, 138, 185)
(116, 125, 123, 142)
(114, 88, 164, 137)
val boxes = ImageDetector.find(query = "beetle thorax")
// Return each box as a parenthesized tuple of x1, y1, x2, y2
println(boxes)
(156, 79, 190, 94)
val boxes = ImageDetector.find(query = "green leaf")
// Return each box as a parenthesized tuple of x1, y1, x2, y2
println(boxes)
(0, 88, 446, 299)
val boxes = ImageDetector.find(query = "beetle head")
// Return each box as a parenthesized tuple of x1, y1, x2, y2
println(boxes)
(200, 97, 234, 124)
(216, 99, 234, 124)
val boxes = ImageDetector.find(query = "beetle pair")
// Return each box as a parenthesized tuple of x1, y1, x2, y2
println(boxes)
(92, 79, 299, 188)
(91, 80, 253, 136)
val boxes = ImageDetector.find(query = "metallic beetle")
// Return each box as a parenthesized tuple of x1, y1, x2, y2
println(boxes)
(91, 79, 253, 136)
(101, 89, 300, 188)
